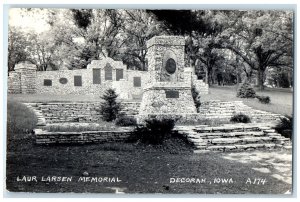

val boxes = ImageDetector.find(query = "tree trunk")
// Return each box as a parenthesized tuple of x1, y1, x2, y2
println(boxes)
(257, 67, 265, 90)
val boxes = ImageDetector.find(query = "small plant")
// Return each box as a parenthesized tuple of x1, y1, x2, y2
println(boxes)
(230, 113, 251, 123)
(191, 84, 201, 112)
(274, 115, 293, 139)
(115, 116, 137, 127)
(256, 95, 271, 104)
(129, 118, 175, 145)
(237, 82, 256, 98)
(99, 88, 121, 122)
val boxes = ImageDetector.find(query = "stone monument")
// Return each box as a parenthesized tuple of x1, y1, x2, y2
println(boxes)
(138, 36, 197, 122)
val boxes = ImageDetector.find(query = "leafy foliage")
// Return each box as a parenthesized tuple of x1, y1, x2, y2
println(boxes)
(129, 118, 175, 145)
(218, 11, 293, 90)
(99, 88, 121, 122)
(256, 95, 271, 104)
(8, 27, 32, 71)
(148, 10, 221, 36)
(237, 82, 256, 98)
(7, 101, 38, 134)
(230, 113, 251, 123)
(191, 85, 201, 112)
(115, 116, 137, 127)
(71, 9, 93, 30)
(274, 116, 293, 140)
(8, 9, 293, 87)
(120, 10, 165, 70)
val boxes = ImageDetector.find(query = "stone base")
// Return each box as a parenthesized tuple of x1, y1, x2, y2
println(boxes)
(139, 82, 197, 118)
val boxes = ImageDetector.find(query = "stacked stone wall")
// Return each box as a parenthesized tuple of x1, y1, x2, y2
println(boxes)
(11, 63, 37, 94)
(35, 69, 111, 95)
(35, 129, 132, 144)
(26, 101, 141, 124)
(8, 72, 21, 94)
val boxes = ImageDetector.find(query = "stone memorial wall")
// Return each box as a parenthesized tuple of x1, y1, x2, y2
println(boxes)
(8, 37, 209, 99)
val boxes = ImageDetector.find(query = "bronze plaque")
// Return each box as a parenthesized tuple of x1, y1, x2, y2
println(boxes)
(105, 63, 113, 80)
(116, 69, 123, 81)
(74, 76, 82, 86)
(59, 78, 68, 84)
(165, 58, 176, 74)
(93, 69, 101, 84)
(133, 77, 141, 87)
(165, 90, 179, 98)
(43, 79, 52, 86)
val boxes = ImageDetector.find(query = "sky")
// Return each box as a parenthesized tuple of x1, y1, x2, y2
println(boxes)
(9, 8, 51, 33)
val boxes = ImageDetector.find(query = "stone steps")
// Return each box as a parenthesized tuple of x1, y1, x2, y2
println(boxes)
(176, 123, 291, 152)
(198, 100, 283, 123)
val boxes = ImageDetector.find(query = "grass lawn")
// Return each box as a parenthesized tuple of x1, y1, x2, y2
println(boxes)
(6, 132, 292, 194)
(6, 89, 293, 194)
(202, 86, 293, 116)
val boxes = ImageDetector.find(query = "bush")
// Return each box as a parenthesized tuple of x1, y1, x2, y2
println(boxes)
(99, 88, 121, 122)
(115, 116, 137, 127)
(191, 84, 201, 112)
(7, 101, 38, 134)
(237, 82, 256, 98)
(230, 113, 251, 123)
(129, 118, 175, 145)
(256, 95, 271, 104)
(274, 116, 293, 139)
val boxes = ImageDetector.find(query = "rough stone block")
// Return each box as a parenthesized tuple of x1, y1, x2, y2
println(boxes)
(211, 138, 241, 144)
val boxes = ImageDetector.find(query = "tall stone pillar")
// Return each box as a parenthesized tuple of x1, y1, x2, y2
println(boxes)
(14, 62, 37, 94)
(138, 36, 197, 122)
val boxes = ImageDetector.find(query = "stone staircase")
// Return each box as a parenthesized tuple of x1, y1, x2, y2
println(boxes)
(175, 123, 291, 152)
(199, 100, 283, 122)
(23, 103, 47, 127)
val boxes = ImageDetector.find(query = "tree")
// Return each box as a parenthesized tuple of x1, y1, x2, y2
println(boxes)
(48, 9, 126, 69)
(196, 38, 226, 85)
(99, 88, 121, 122)
(27, 31, 61, 71)
(120, 10, 164, 70)
(218, 10, 293, 90)
(8, 27, 32, 71)
(149, 10, 225, 84)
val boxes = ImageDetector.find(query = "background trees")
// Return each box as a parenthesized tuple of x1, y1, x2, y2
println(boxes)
(8, 9, 293, 89)
(217, 10, 293, 89)
(8, 27, 31, 71)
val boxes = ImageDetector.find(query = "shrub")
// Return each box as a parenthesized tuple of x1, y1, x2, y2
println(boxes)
(191, 84, 201, 112)
(99, 88, 121, 122)
(129, 118, 175, 145)
(237, 82, 256, 98)
(230, 113, 251, 123)
(256, 95, 271, 104)
(274, 116, 293, 139)
(7, 101, 38, 134)
(115, 116, 137, 127)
